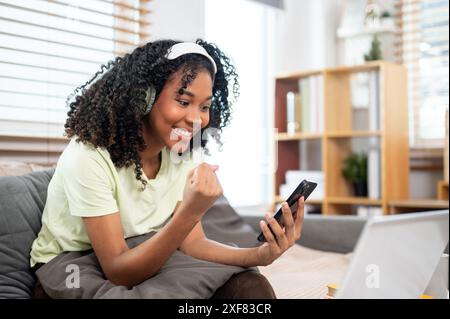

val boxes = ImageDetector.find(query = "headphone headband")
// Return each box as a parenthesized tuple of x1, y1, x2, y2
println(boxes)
(165, 42, 217, 74)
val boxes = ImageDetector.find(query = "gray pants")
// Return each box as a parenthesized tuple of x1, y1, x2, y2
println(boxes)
(34, 232, 275, 299)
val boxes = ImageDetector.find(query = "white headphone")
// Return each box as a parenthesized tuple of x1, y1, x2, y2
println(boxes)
(143, 42, 217, 115)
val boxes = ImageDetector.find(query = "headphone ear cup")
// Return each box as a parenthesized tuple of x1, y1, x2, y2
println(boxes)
(144, 86, 156, 115)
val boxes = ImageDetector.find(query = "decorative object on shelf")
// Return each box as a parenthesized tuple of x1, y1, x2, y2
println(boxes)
(364, 35, 383, 61)
(364, 1, 381, 28)
(337, 0, 397, 65)
(381, 10, 391, 19)
(342, 153, 368, 197)
(380, 10, 395, 29)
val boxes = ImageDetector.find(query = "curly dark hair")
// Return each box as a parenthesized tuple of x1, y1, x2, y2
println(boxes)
(64, 39, 239, 189)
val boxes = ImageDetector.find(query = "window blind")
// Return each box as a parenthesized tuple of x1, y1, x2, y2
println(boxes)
(395, 0, 449, 148)
(0, 0, 151, 164)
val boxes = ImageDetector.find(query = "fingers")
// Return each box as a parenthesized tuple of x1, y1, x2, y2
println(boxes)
(294, 197, 305, 240)
(191, 163, 222, 197)
(265, 212, 289, 250)
(260, 220, 277, 245)
(281, 202, 295, 244)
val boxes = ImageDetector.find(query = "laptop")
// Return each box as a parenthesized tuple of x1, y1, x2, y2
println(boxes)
(335, 210, 449, 299)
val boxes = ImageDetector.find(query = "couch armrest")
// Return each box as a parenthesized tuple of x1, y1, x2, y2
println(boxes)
(241, 214, 367, 254)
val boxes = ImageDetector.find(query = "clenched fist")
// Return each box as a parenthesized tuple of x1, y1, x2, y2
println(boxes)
(178, 163, 223, 223)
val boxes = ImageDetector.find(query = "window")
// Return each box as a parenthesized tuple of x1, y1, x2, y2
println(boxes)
(396, 0, 449, 148)
(205, 0, 276, 207)
(0, 0, 150, 163)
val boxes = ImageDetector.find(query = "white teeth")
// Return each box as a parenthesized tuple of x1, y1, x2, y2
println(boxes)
(173, 127, 192, 137)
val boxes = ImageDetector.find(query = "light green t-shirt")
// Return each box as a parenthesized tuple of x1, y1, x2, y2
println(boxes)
(30, 138, 197, 267)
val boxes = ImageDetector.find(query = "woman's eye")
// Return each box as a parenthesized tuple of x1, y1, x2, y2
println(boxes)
(201, 105, 211, 112)
(177, 100, 189, 107)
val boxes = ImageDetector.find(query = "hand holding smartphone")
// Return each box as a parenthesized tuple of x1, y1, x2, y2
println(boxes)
(257, 179, 317, 242)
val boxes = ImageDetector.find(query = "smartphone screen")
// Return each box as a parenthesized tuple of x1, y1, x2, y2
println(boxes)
(257, 179, 317, 242)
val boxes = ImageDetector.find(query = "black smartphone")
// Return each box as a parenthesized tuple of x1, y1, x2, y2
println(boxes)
(257, 179, 317, 242)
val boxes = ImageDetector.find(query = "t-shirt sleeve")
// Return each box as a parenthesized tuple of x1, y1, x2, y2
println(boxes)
(60, 143, 119, 217)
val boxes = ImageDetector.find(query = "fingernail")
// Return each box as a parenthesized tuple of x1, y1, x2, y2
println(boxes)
(265, 213, 271, 220)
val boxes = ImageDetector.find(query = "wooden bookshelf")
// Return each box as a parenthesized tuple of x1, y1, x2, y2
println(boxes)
(388, 199, 449, 214)
(275, 132, 322, 141)
(437, 180, 449, 201)
(273, 61, 409, 215)
(274, 195, 323, 206)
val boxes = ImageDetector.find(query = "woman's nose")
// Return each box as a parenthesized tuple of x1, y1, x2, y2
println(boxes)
(185, 109, 202, 128)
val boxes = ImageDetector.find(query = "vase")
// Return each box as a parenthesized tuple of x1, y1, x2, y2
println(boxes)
(353, 182, 368, 197)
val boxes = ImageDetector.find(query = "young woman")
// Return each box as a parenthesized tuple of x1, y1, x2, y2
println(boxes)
(30, 39, 305, 298)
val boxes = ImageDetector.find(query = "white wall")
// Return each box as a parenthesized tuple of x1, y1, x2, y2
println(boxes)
(149, 0, 342, 71)
(149, 0, 206, 41)
(274, 0, 342, 74)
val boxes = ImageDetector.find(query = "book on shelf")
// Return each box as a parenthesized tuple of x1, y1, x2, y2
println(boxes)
(367, 70, 381, 199)
(293, 75, 324, 134)
(299, 78, 309, 133)
(317, 75, 324, 133)
(286, 91, 302, 135)
(368, 144, 381, 199)
(368, 71, 380, 131)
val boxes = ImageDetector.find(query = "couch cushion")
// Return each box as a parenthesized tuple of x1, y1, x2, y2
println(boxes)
(0, 169, 54, 298)
(202, 196, 260, 248)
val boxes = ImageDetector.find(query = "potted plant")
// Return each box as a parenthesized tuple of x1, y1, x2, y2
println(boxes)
(380, 10, 395, 29)
(342, 153, 368, 197)
(364, 35, 383, 61)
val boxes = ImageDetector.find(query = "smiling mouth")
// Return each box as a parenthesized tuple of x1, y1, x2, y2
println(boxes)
(172, 127, 193, 139)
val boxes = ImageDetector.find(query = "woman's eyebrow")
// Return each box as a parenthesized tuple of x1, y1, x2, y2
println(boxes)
(176, 89, 213, 101)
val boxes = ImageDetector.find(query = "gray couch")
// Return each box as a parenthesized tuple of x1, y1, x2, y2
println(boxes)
(0, 169, 367, 299)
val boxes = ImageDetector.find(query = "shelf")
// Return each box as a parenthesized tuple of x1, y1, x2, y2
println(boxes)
(276, 70, 323, 80)
(337, 26, 397, 38)
(437, 180, 449, 200)
(438, 180, 449, 187)
(276, 131, 382, 139)
(274, 195, 323, 205)
(388, 199, 449, 209)
(327, 197, 382, 205)
(326, 131, 382, 138)
(275, 132, 323, 141)
(325, 61, 395, 74)
(388, 199, 449, 214)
